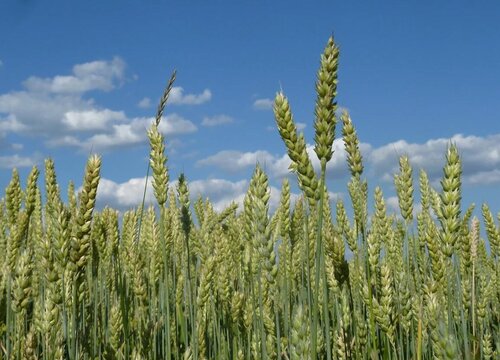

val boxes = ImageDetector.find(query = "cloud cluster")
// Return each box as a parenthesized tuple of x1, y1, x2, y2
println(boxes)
(197, 133, 500, 186)
(368, 133, 500, 185)
(201, 115, 233, 127)
(94, 175, 320, 213)
(0, 58, 205, 153)
(96, 176, 155, 209)
(253, 98, 273, 110)
(23, 57, 126, 94)
(170, 87, 212, 105)
(197, 138, 364, 181)
(137, 97, 152, 108)
(95, 176, 249, 212)
(0, 154, 38, 169)
(48, 114, 197, 151)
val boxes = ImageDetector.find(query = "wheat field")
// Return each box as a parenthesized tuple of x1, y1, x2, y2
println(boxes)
(0, 36, 498, 360)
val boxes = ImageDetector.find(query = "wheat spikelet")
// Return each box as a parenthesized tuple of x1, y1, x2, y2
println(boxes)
(290, 304, 310, 360)
(5, 168, 22, 227)
(274, 92, 319, 207)
(155, 70, 177, 126)
(482, 203, 499, 259)
(148, 124, 169, 207)
(394, 155, 414, 222)
(70, 155, 101, 274)
(12, 248, 33, 314)
(342, 111, 364, 178)
(313, 36, 339, 166)
(439, 144, 462, 257)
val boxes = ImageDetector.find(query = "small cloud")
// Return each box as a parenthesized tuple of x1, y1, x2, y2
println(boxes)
(296, 122, 306, 131)
(253, 98, 273, 110)
(465, 169, 500, 185)
(62, 109, 126, 131)
(11, 143, 23, 150)
(138, 97, 152, 108)
(72, 113, 197, 152)
(201, 114, 234, 127)
(46, 135, 82, 148)
(197, 150, 276, 173)
(23, 57, 125, 94)
(170, 87, 212, 105)
(96, 176, 154, 209)
(368, 133, 500, 185)
(0, 114, 27, 133)
(0, 57, 128, 138)
(0, 154, 38, 169)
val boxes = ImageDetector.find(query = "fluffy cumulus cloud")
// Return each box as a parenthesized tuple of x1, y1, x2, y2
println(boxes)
(137, 97, 152, 108)
(62, 109, 126, 131)
(23, 57, 126, 94)
(368, 133, 500, 185)
(201, 114, 233, 127)
(197, 138, 364, 181)
(197, 150, 276, 173)
(253, 98, 274, 110)
(170, 87, 212, 105)
(0, 58, 125, 137)
(0, 154, 38, 169)
(296, 122, 306, 131)
(188, 179, 249, 211)
(48, 114, 197, 151)
(95, 176, 248, 212)
(94, 175, 312, 213)
(0, 58, 201, 152)
(95, 176, 154, 209)
(197, 133, 500, 186)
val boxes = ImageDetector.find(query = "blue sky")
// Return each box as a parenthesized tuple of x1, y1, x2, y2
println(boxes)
(0, 0, 499, 216)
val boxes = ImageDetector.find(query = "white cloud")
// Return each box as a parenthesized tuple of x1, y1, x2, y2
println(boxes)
(201, 114, 233, 127)
(296, 122, 307, 131)
(385, 196, 423, 219)
(0, 154, 37, 169)
(385, 196, 401, 216)
(0, 58, 126, 138)
(368, 133, 500, 185)
(138, 97, 152, 108)
(96, 175, 307, 213)
(46, 135, 82, 148)
(197, 139, 360, 180)
(465, 169, 500, 185)
(197, 150, 276, 173)
(188, 179, 249, 211)
(62, 109, 126, 131)
(95, 176, 155, 209)
(253, 98, 273, 110)
(0, 59, 200, 152)
(0, 114, 27, 133)
(95, 176, 248, 212)
(170, 87, 211, 105)
(197, 133, 500, 186)
(0, 90, 92, 136)
(55, 114, 197, 151)
(23, 57, 125, 94)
